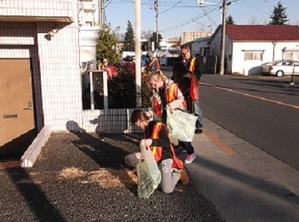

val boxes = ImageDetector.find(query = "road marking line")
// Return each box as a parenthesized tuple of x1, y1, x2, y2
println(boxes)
(202, 82, 299, 110)
(203, 129, 235, 155)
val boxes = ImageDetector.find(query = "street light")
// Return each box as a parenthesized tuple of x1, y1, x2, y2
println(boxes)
(154, 0, 159, 52)
(198, 0, 218, 6)
(198, 0, 204, 6)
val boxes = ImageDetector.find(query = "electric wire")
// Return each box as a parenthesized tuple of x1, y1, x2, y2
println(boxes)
(160, 4, 220, 33)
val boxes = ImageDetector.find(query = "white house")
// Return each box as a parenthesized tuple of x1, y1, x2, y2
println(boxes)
(208, 25, 299, 75)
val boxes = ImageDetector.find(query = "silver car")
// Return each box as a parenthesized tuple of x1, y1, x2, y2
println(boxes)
(261, 60, 299, 77)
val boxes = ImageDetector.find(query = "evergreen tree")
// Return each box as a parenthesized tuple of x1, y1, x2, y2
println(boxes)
(268, 1, 289, 25)
(122, 20, 135, 51)
(226, 15, 234, 24)
(96, 24, 121, 65)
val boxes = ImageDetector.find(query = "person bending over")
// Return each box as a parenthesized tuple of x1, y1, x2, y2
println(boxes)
(124, 110, 189, 194)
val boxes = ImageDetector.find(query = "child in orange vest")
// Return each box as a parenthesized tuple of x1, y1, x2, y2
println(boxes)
(124, 110, 189, 194)
(148, 70, 197, 164)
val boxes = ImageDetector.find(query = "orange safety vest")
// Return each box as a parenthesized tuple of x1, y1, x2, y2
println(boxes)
(187, 57, 199, 101)
(148, 58, 160, 70)
(189, 57, 196, 73)
(183, 73, 198, 101)
(146, 122, 184, 169)
(152, 82, 186, 117)
(152, 95, 162, 117)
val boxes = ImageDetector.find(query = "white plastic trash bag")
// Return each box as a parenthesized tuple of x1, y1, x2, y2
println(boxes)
(166, 109, 197, 142)
(136, 141, 161, 198)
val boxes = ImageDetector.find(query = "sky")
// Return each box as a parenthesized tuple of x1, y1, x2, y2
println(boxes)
(104, 0, 299, 39)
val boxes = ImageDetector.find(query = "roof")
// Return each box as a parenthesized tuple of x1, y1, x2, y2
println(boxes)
(193, 36, 211, 42)
(225, 25, 299, 41)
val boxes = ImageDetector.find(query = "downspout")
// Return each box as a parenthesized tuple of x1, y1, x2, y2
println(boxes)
(272, 42, 277, 62)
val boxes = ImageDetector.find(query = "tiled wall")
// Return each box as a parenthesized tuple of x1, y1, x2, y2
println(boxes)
(82, 109, 142, 134)
(0, 0, 73, 19)
(37, 23, 82, 132)
(0, 21, 82, 132)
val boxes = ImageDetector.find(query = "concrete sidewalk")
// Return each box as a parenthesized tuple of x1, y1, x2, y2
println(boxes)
(187, 118, 299, 222)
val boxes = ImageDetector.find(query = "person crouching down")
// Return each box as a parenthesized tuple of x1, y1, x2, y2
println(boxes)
(125, 110, 190, 194)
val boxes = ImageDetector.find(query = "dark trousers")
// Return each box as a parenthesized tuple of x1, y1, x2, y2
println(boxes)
(178, 141, 194, 155)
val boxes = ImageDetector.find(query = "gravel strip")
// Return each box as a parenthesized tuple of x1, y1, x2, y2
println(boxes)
(0, 132, 225, 222)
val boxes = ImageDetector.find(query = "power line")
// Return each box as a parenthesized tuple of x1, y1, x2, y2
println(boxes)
(201, 6, 218, 27)
(159, 0, 183, 15)
(160, 5, 219, 33)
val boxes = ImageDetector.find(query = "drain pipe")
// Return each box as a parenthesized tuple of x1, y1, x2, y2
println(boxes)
(272, 42, 277, 62)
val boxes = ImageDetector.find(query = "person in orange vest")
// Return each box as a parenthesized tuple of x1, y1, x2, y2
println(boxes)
(101, 58, 113, 80)
(172, 63, 200, 155)
(124, 110, 190, 194)
(179, 44, 204, 134)
(145, 51, 160, 71)
(172, 62, 199, 114)
(147, 70, 197, 164)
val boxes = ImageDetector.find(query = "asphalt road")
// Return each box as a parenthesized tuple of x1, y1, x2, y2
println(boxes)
(161, 66, 299, 170)
(199, 74, 299, 171)
(161, 67, 299, 221)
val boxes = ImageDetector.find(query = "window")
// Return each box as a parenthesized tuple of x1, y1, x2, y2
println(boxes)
(284, 51, 299, 61)
(244, 51, 263, 61)
(284, 52, 293, 60)
(293, 61, 299, 66)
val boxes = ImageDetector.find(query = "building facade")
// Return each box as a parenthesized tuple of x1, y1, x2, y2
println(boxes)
(209, 25, 299, 75)
(0, 0, 115, 163)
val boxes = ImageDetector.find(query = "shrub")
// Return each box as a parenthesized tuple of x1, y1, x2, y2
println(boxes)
(108, 62, 152, 108)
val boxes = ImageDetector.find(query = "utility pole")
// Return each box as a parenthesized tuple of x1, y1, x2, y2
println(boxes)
(219, 0, 227, 75)
(135, 0, 141, 107)
(154, 0, 158, 52)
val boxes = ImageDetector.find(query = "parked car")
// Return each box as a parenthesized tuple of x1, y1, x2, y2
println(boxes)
(261, 60, 299, 77)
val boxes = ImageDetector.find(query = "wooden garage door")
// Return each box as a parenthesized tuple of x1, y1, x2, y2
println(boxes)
(0, 58, 36, 160)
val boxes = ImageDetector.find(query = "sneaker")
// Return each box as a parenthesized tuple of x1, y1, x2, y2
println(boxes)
(184, 153, 196, 164)
(179, 169, 190, 185)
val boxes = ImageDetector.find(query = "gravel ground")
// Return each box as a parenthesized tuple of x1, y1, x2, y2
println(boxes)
(0, 132, 225, 222)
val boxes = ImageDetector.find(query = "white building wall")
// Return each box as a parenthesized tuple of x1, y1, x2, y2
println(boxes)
(0, 0, 83, 132)
(231, 41, 299, 75)
(0, 0, 143, 135)
(36, 23, 82, 132)
(210, 27, 299, 75)
(0, 0, 73, 19)
(181, 32, 211, 45)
